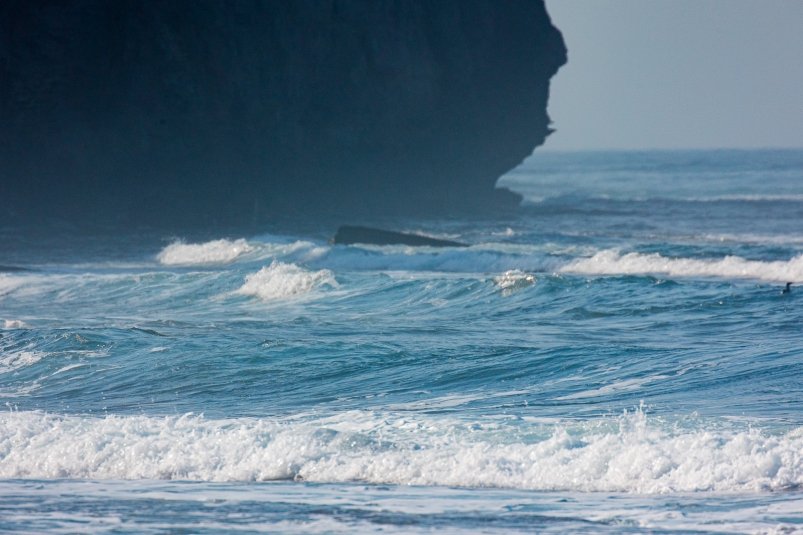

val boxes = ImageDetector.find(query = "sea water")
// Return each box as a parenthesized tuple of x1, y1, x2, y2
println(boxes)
(1, 149, 802, 533)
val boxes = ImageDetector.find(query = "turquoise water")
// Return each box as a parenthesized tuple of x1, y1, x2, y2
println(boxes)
(1, 149, 802, 533)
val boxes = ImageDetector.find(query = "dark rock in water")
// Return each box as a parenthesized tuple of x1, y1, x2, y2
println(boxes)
(333, 225, 467, 247)
(0, 1, 566, 228)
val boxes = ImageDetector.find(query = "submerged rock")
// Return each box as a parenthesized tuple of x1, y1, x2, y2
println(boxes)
(0, 0, 566, 227)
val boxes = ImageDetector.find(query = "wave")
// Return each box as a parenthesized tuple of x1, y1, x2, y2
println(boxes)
(0, 351, 44, 373)
(561, 249, 803, 283)
(321, 243, 553, 275)
(493, 270, 536, 295)
(522, 193, 803, 205)
(682, 194, 803, 203)
(236, 261, 337, 301)
(1, 410, 799, 493)
(2, 319, 27, 329)
(156, 238, 255, 265)
(156, 238, 330, 268)
(699, 233, 803, 246)
(0, 274, 27, 299)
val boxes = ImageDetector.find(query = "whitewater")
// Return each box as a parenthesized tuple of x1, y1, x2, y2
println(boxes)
(1, 149, 802, 533)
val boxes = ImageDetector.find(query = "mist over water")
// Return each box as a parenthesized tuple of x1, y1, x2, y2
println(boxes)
(2, 150, 803, 533)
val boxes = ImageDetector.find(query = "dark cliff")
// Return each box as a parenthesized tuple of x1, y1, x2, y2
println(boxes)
(1, 0, 566, 227)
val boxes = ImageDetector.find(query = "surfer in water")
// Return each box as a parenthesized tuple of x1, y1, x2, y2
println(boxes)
(782, 282, 792, 294)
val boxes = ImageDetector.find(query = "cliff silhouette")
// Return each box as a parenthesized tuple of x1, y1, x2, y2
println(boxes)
(1, 0, 566, 227)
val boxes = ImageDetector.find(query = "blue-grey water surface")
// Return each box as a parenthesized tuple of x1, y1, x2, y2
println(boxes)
(1, 149, 802, 533)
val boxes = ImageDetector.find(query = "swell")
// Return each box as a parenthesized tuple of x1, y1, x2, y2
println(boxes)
(2, 238, 801, 419)
(2, 313, 800, 422)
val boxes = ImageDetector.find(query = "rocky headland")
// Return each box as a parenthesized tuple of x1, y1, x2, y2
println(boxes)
(1, 0, 566, 227)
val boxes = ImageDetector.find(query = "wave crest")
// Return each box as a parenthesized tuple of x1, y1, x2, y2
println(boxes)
(493, 270, 536, 295)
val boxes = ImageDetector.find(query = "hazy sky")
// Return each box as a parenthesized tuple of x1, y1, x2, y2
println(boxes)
(543, 0, 803, 150)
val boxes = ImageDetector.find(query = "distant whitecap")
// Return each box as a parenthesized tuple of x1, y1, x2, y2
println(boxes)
(561, 249, 803, 283)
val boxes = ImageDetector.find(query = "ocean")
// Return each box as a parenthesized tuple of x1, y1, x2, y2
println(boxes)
(1, 149, 802, 533)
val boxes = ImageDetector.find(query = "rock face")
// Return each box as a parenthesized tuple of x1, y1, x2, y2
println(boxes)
(0, 0, 566, 227)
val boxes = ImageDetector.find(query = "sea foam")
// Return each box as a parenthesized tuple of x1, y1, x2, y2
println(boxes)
(157, 239, 255, 266)
(0, 351, 44, 373)
(0, 410, 800, 493)
(493, 270, 536, 295)
(236, 261, 337, 301)
(0, 274, 27, 299)
(561, 249, 803, 283)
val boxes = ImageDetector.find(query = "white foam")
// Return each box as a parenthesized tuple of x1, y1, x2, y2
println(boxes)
(1, 410, 800, 493)
(0, 351, 45, 373)
(0, 272, 218, 307)
(684, 194, 803, 203)
(561, 249, 803, 283)
(0, 274, 27, 299)
(156, 239, 255, 266)
(2, 319, 27, 329)
(555, 376, 669, 401)
(492, 227, 517, 237)
(493, 270, 536, 294)
(236, 261, 337, 301)
(700, 233, 803, 246)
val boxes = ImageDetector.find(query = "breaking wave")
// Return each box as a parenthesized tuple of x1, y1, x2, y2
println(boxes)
(236, 261, 337, 301)
(0, 410, 800, 493)
(561, 249, 803, 283)
(157, 238, 255, 266)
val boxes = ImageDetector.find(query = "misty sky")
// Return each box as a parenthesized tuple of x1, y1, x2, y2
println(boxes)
(543, 0, 803, 150)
